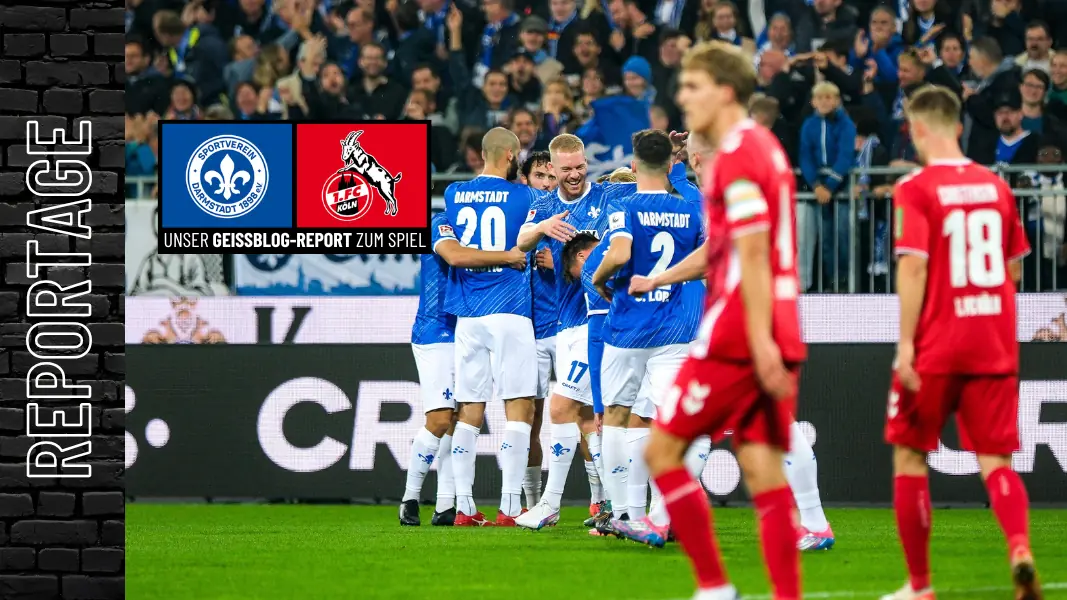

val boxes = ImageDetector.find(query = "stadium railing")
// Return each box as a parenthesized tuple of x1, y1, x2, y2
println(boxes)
(124, 164, 1067, 293)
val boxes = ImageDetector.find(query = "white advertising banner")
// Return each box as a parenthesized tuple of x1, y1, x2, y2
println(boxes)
(125, 200, 229, 296)
(233, 254, 421, 295)
(124, 294, 1067, 345)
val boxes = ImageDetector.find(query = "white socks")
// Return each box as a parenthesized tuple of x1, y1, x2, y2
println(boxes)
(435, 433, 455, 513)
(452, 421, 480, 516)
(500, 421, 532, 517)
(647, 479, 668, 527)
(523, 466, 542, 507)
(626, 428, 651, 518)
(600, 425, 629, 515)
(542, 422, 579, 510)
(403, 428, 442, 502)
(785, 421, 829, 532)
(585, 431, 605, 503)
(685, 435, 712, 480)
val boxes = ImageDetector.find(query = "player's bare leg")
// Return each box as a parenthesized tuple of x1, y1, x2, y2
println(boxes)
(496, 396, 536, 526)
(978, 454, 1042, 600)
(400, 408, 454, 526)
(647, 428, 736, 599)
(881, 445, 935, 600)
(523, 398, 545, 509)
(431, 415, 459, 526)
(736, 442, 801, 600)
(515, 393, 585, 530)
(453, 402, 492, 526)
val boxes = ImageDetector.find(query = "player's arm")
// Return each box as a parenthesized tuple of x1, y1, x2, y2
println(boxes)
(435, 239, 526, 269)
(593, 237, 630, 300)
(1004, 185, 1031, 285)
(517, 192, 575, 251)
(892, 180, 930, 391)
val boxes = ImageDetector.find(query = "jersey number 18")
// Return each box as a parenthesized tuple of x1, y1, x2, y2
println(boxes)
(942, 208, 1005, 288)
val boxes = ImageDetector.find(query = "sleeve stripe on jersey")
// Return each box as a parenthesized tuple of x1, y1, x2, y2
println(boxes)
(609, 231, 633, 241)
(1009, 249, 1031, 261)
(432, 237, 455, 253)
(519, 222, 537, 232)
(894, 246, 929, 258)
(727, 199, 769, 223)
(729, 221, 770, 239)
(587, 308, 608, 315)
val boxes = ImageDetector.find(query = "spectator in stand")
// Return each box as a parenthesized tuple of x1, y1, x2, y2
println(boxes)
(416, 0, 450, 56)
(391, 0, 439, 87)
(330, 8, 376, 79)
(649, 104, 671, 130)
(1020, 69, 1066, 135)
(412, 64, 459, 133)
(817, 37, 866, 105)
(793, 0, 858, 53)
(233, 81, 275, 119)
(474, 0, 522, 86)
(404, 89, 457, 170)
(226, 0, 274, 42)
(126, 114, 160, 180)
(651, 28, 688, 130)
(646, 0, 701, 36)
(307, 61, 363, 118)
(851, 6, 904, 84)
(154, 7, 229, 106)
(538, 79, 578, 145)
(975, 0, 1026, 57)
(127, 36, 171, 115)
(1016, 20, 1056, 74)
(694, 0, 755, 56)
(348, 42, 407, 119)
(963, 36, 1023, 165)
(547, 0, 585, 75)
(223, 34, 260, 98)
(165, 79, 202, 119)
(449, 6, 517, 129)
(507, 49, 544, 109)
(901, 0, 957, 48)
(1050, 53, 1067, 119)
(568, 27, 621, 87)
(606, 0, 660, 65)
(749, 94, 798, 165)
(850, 105, 892, 291)
(754, 12, 796, 63)
(518, 16, 566, 83)
(757, 49, 808, 123)
(575, 67, 607, 121)
(799, 81, 856, 292)
(1026, 140, 1067, 290)
(621, 55, 656, 103)
(937, 31, 975, 83)
(508, 106, 541, 163)
(275, 36, 327, 118)
(452, 127, 487, 173)
(993, 89, 1040, 166)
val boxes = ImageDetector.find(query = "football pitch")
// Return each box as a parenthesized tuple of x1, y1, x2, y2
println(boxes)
(127, 504, 1067, 600)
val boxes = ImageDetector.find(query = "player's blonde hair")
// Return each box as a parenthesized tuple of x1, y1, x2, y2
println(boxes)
(548, 134, 585, 158)
(681, 41, 757, 106)
(608, 167, 636, 183)
(905, 84, 961, 132)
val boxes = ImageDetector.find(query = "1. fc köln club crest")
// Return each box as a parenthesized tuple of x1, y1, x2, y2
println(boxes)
(322, 130, 402, 221)
(295, 123, 430, 229)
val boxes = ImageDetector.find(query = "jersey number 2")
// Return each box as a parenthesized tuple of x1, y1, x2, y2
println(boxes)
(943, 208, 1005, 288)
(457, 206, 506, 251)
(648, 232, 675, 290)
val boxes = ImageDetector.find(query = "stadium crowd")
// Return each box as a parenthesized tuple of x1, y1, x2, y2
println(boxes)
(124, 0, 1067, 291)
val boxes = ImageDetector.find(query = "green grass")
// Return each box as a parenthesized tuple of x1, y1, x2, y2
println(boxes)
(127, 505, 1067, 600)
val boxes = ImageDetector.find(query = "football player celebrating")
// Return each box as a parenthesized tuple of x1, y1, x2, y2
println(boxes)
(881, 85, 1041, 600)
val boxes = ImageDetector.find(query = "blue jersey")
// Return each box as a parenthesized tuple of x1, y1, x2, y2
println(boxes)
(443, 175, 536, 318)
(602, 191, 704, 348)
(674, 175, 704, 205)
(581, 236, 611, 317)
(414, 212, 458, 344)
(531, 238, 558, 339)
(523, 163, 691, 332)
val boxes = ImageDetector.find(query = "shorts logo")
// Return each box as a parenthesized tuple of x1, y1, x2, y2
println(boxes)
(683, 381, 710, 415)
(321, 130, 403, 222)
(186, 135, 269, 219)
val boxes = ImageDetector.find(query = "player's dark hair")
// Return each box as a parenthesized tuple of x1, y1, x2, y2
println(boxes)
(632, 129, 674, 172)
(561, 233, 600, 283)
(522, 150, 551, 179)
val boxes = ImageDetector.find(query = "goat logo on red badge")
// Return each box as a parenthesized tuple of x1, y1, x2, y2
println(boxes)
(296, 123, 429, 228)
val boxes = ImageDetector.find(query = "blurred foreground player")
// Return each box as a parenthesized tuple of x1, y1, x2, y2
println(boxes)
(881, 85, 1041, 600)
(635, 41, 805, 600)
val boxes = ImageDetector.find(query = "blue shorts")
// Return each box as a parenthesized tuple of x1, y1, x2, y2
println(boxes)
(587, 314, 606, 413)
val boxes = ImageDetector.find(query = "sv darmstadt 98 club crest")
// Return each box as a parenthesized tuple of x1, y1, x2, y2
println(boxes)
(186, 135, 270, 219)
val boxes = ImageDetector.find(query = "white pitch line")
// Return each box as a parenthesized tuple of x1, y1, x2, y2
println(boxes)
(668, 581, 1067, 600)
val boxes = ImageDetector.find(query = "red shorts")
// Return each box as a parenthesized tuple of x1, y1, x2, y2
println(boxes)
(883, 372, 1020, 455)
(655, 355, 799, 451)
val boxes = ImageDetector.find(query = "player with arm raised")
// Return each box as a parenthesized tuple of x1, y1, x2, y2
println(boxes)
(400, 212, 526, 526)
(880, 85, 1041, 600)
(635, 42, 805, 600)
(513, 133, 692, 531)
(443, 128, 539, 527)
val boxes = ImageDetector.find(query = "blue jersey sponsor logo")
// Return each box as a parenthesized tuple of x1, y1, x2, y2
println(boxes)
(412, 212, 457, 344)
(603, 191, 704, 348)
(443, 176, 534, 318)
(161, 122, 293, 228)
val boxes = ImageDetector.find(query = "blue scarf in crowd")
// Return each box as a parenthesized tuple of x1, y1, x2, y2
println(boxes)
(480, 13, 521, 68)
(548, 10, 577, 58)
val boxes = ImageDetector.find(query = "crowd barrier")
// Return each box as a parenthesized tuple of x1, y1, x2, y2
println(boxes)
(126, 163, 1067, 294)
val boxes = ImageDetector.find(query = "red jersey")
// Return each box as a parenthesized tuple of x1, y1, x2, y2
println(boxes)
(893, 159, 1030, 375)
(691, 119, 806, 364)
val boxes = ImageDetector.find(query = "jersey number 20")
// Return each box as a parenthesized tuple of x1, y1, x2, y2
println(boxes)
(943, 208, 1005, 288)
(457, 206, 506, 251)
